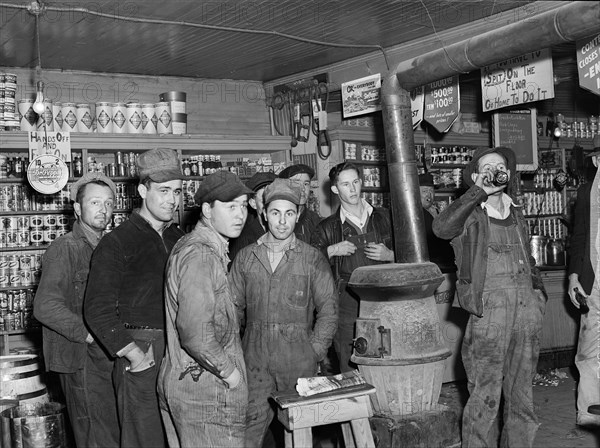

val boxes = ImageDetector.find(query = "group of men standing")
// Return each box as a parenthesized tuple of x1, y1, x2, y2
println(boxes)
(32, 143, 597, 448)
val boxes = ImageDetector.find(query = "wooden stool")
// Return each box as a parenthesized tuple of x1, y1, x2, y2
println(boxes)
(271, 383, 376, 448)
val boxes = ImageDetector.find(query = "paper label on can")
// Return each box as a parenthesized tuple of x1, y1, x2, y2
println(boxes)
(159, 110, 171, 127)
(26, 154, 69, 194)
(113, 110, 126, 128)
(97, 110, 111, 128)
(129, 111, 141, 129)
(23, 107, 36, 126)
(54, 110, 63, 129)
(64, 110, 77, 129)
(80, 111, 93, 129)
(141, 112, 149, 128)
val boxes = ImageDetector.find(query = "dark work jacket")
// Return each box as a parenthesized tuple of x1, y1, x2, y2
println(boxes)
(84, 211, 184, 357)
(295, 208, 321, 244)
(34, 222, 95, 373)
(228, 213, 266, 265)
(433, 185, 546, 317)
(423, 208, 457, 274)
(568, 182, 595, 294)
(311, 205, 393, 280)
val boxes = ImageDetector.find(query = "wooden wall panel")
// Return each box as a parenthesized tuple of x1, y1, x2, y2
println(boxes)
(3, 67, 271, 136)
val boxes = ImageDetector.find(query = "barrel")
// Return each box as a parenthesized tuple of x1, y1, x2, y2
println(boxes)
(0, 355, 49, 408)
(1, 402, 67, 448)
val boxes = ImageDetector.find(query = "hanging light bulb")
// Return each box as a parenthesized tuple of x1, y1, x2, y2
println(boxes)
(33, 81, 45, 115)
(553, 124, 562, 138)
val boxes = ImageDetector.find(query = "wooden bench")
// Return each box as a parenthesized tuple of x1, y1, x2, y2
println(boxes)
(271, 383, 376, 448)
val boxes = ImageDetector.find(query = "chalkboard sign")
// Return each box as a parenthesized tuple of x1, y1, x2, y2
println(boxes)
(492, 108, 538, 171)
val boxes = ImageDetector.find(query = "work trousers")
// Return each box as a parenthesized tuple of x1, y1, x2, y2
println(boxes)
(244, 324, 319, 447)
(114, 328, 166, 448)
(58, 342, 119, 448)
(575, 283, 600, 426)
(333, 280, 359, 373)
(158, 340, 248, 447)
(461, 273, 544, 448)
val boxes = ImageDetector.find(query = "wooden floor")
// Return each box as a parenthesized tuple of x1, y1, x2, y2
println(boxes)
(305, 366, 599, 448)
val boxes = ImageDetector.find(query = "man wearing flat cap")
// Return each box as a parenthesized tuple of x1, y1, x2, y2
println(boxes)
(433, 146, 547, 447)
(158, 171, 252, 447)
(279, 163, 321, 242)
(35, 172, 118, 448)
(567, 134, 600, 427)
(85, 148, 185, 447)
(229, 171, 277, 263)
(230, 178, 338, 447)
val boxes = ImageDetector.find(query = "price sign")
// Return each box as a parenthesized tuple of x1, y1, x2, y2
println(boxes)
(410, 86, 424, 129)
(423, 75, 460, 133)
(576, 34, 600, 96)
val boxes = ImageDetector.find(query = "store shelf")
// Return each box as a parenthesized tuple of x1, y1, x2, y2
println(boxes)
(0, 328, 41, 336)
(430, 163, 467, 169)
(343, 160, 386, 166)
(0, 245, 49, 252)
(0, 285, 37, 292)
(0, 210, 72, 216)
(0, 132, 291, 153)
(525, 214, 564, 219)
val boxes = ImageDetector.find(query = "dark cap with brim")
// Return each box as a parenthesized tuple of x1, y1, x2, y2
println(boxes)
(194, 171, 253, 205)
(418, 172, 434, 187)
(245, 171, 277, 192)
(278, 164, 315, 180)
(463, 146, 516, 187)
(70, 171, 117, 202)
(137, 148, 184, 183)
(263, 178, 302, 205)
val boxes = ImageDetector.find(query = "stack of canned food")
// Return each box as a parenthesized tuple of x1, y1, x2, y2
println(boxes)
(0, 288, 38, 331)
(361, 192, 389, 208)
(430, 146, 474, 165)
(0, 252, 42, 288)
(0, 73, 19, 131)
(0, 215, 71, 248)
(0, 185, 70, 212)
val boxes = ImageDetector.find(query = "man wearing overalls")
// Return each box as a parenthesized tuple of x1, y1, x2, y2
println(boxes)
(433, 147, 547, 447)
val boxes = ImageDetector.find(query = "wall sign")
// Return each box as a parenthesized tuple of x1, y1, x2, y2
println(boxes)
(27, 154, 69, 194)
(576, 34, 600, 96)
(492, 108, 538, 171)
(423, 75, 460, 133)
(481, 49, 554, 112)
(28, 131, 72, 162)
(341, 74, 381, 118)
(410, 86, 424, 129)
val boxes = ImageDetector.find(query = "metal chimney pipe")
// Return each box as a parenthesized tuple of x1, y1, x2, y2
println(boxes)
(395, 1, 599, 91)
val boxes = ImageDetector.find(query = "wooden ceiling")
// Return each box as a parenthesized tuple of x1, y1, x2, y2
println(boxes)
(1, 0, 552, 82)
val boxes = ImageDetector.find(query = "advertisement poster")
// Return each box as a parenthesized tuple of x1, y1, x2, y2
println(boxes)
(576, 34, 600, 96)
(481, 48, 554, 112)
(423, 75, 460, 133)
(28, 131, 72, 162)
(27, 154, 69, 194)
(411, 86, 425, 129)
(341, 74, 381, 118)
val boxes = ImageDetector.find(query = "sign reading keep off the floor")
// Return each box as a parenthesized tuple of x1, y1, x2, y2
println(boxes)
(481, 48, 555, 112)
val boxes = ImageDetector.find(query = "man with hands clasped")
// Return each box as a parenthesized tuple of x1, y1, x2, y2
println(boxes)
(433, 146, 547, 448)
(312, 162, 394, 372)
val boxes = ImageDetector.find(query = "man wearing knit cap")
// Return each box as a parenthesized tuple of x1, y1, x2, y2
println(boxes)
(159, 171, 252, 447)
(229, 171, 277, 263)
(35, 172, 118, 448)
(85, 148, 185, 448)
(433, 146, 547, 447)
(567, 134, 600, 427)
(278, 163, 321, 242)
(230, 178, 337, 447)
